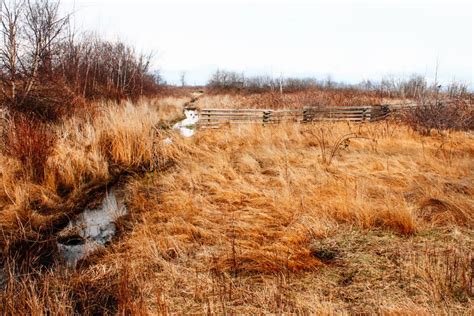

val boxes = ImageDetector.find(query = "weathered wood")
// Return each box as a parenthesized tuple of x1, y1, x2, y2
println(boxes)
(200, 114, 265, 118)
(198, 104, 394, 127)
(201, 109, 269, 112)
(202, 117, 264, 121)
(262, 110, 272, 123)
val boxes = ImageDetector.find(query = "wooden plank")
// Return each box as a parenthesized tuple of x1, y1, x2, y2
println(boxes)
(203, 118, 365, 123)
(306, 118, 367, 122)
(203, 108, 299, 112)
(197, 105, 394, 128)
(200, 117, 263, 121)
(270, 117, 304, 120)
(200, 114, 263, 118)
(201, 110, 266, 114)
(200, 117, 263, 120)
(201, 115, 264, 119)
(306, 114, 368, 119)
(200, 117, 301, 123)
(305, 106, 372, 111)
(271, 112, 305, 116)
(307, 108, 370, 113)
(306, 108, 370, 113)
(307, 113, 368, 116)
(272, 111, 302, 114)
(200, 121, 266, 125)
(273, 111, 303, 114)
(201, 109, 268, 112)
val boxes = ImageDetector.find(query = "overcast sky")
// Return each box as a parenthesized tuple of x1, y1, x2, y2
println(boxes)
(61, 0, 473, 87)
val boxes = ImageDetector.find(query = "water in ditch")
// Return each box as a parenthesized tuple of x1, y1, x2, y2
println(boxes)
(57, 189, 128, 267)
(172, 109, 199, 137)
(57, 110, 199, 267)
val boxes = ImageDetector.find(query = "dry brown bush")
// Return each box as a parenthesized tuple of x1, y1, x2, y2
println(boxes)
(403, 100, 474, 134)
(0, 0, 162, 123)
(12, 82, 87, 122)
(1, 114, 56, 182)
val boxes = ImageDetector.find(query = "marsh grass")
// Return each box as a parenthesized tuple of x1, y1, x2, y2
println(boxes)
(0, 95, 472, 314)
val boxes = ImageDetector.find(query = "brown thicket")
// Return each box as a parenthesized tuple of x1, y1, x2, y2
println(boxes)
(0, 0, 160, 123)
(57, 33, 160, 102)
(403, 99, 474, 134)
(207, 70, 471, 102)
(0, 0, 161, 195)
(1, 113, 56, 182)
(195, 89, 383, 109)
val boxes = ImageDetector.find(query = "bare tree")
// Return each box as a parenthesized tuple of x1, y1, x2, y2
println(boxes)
(57, 33, 156, 100)
(0, 0, 23, 104)
(21, 0, 69, 98)
(0, 0, 159, 120)
(0, 0, 68, 108)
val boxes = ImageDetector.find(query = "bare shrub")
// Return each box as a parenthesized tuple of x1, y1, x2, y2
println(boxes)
(207, 70, 245, 92)
(403, 100, 474, 134)
(313, 128, 358, 166)
(205, 71, 384, 109)
(1, 114, 56, 181)
(16, 81, 86, 122)
(57, 35, 159, 101)
(446, 82, 469, 98)
(376, 75, 430, 99)
(0, 0, 161, 122)
(207, 71, 471, 106)
(0, 0, 70, 115)
(207, 70, 323, 94)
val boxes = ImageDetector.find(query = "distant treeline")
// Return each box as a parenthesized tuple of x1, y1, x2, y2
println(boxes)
(0, 0, 162, 122)
(207, 70, 471, 99)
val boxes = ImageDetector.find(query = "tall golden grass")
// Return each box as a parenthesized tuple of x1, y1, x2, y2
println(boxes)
(0, 97, 182, 266)
(0, 96, 472, 314)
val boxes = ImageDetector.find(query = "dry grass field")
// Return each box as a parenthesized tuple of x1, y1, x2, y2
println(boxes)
(194, 89, 385, 109)
(0, 0, 471, 313)
(0, 92, 472, 314)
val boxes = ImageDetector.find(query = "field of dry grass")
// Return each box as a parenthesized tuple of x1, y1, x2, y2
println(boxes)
(0, 93, 473, 314)
(194, 89, 399, 110)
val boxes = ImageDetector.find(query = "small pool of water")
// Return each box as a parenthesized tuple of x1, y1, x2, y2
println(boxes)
(173, 109, 199, 137)
(57, 189, 127, 267)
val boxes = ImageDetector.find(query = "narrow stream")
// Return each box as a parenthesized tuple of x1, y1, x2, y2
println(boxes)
(57, 108, 199, 266)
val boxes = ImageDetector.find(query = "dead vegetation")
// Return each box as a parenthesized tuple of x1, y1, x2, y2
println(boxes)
(0, 97, 180, 271)
(1, 114, 56, 182)
(0, 94, 472, 313)
(0, 0, 162, 124)
(196, 89, 384, 109)
(403, 99, 474, 134)
(0, 1, 471, 313)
